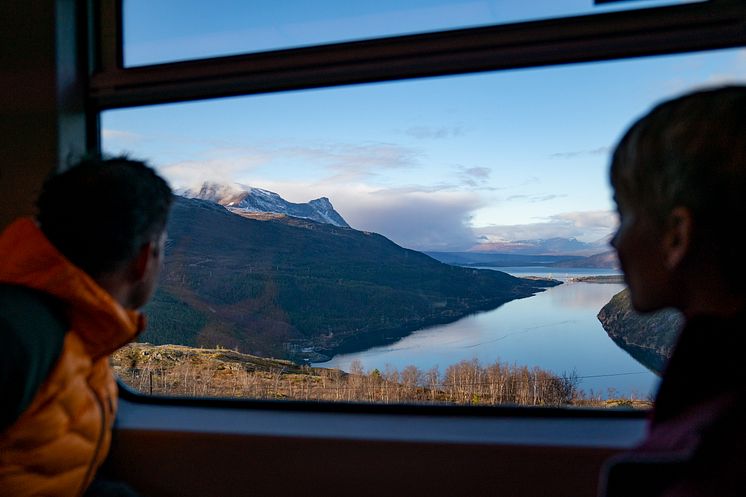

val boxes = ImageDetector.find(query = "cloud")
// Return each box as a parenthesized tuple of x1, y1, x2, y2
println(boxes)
(158, 154, 267, 188)
(153, 140, 477, 251)
(153, 140, 614, 252)
(462, 167, 490, 179)
(455, 166, 493, 187)
(161, 145, 614, 251)
(505, 193, 567, 203)
(405, 125, 464, 140)
(340, 188, 482, 251)
(240, 179, 483, 251)
(474, 210, 617, 244)
(283, 142, 421, 180)
(155, 140, 421, 188)
(550, 147, 610, 159)
(450, 166, 501, 191)
(550, 210, 619, 231)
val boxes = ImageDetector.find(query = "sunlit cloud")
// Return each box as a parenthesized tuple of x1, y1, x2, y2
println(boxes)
(474, 210, 617, 244)
(550, 210, 618, 231)
(159, 155, 267, 188)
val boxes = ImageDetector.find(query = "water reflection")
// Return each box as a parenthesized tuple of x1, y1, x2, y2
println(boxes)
(316, 269, 659, 398)
(548, 282, 621, 309)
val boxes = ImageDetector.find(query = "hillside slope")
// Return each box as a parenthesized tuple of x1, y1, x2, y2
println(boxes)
(143, 197, 559, 360)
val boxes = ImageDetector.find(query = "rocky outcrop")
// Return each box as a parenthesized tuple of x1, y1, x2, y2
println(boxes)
(597, 289, 683, 374)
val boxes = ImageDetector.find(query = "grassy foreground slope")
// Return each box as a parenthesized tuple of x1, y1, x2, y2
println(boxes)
(113, 343, 648, 408)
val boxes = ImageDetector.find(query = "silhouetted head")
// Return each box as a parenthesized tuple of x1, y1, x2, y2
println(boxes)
(610, 86, 746, 312)
(37, 156, 173, 305)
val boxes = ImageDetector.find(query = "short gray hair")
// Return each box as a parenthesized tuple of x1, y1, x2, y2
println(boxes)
(611, 85, 746, 289)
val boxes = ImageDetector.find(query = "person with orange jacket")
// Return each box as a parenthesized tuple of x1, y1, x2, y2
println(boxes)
(0, 157, 172, 497)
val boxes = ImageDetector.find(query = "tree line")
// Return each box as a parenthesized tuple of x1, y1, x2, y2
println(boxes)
(113, 345, 595, 407)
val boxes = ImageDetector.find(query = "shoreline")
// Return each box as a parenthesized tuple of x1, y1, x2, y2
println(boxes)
(304, 278, 563, 364)
(568, 275, 625, 284)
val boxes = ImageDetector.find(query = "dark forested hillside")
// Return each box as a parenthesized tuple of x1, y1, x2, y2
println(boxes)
(142, 197, 559, 361)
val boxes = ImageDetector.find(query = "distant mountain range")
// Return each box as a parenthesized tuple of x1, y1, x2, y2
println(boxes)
(548, 250, 619, 269)
(427, 249, 619, 269)
(179, 181, 350, 228)
(472, 237, 609, 256)
(143, 197, 558, 361)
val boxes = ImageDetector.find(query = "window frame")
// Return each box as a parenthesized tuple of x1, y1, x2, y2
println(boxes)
(92, 0, 746, 416)
(91, 0, 746, 110)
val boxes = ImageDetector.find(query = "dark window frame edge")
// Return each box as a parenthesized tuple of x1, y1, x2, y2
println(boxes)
(91, 0, 746, 109)
(116, 379, 649, 420)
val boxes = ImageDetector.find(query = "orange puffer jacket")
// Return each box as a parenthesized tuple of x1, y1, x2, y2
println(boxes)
(0, 218, 143, 497)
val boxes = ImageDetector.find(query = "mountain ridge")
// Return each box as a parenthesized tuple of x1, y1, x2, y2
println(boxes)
(179, 181, 350, 228)
(143, 197, 559, 361)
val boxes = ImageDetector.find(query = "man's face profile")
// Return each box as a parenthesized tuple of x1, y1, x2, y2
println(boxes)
(129, 230, 167, 310)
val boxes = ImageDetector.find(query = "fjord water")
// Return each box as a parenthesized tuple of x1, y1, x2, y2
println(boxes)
(316, 267, 660, 398)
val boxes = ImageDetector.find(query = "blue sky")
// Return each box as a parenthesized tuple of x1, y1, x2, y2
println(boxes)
(103, 1, 745, 252)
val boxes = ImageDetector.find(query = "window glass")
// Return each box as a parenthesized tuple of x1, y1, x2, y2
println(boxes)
(104, 47, 746, 405)
(123, 0, 702, 67)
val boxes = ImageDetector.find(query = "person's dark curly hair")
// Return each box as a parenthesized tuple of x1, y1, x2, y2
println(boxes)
(37, 156, 173, 277)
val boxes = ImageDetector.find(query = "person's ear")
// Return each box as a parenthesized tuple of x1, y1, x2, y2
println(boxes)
(663, 206, 692, 270)
(130, 240, 156, 282)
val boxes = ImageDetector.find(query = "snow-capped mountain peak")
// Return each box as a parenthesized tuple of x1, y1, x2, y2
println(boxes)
(179, 182, 350, 228)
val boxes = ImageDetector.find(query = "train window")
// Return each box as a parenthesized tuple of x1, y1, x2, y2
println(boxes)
(103, 45, 746, 406)
(122, 0, 703, 67)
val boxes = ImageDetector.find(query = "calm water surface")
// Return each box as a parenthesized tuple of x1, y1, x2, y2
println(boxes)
(316, 267, 659, 398)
